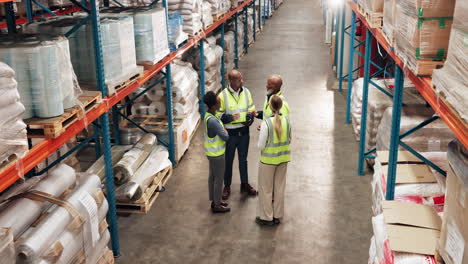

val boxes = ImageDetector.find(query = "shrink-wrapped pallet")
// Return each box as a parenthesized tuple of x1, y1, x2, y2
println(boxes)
(24, 16, 141, 94)
(100, 7, 170, 65)
(113, 133, 157, 184)
(168, 12, 188, 51)
(0, 34, 80, 118)
(201, 2, 214, 28)
(207, 0, 230, 16)
(376, 106, 454, 152)
(394, 7, 452, 74)
(382, 0, 396, 44)
(396, 0, 455, 18)
(168, 0, 203, 35)
(115, 145, 172, 202)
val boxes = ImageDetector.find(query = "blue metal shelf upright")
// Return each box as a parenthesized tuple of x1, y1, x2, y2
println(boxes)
(336, 0, 447, 200)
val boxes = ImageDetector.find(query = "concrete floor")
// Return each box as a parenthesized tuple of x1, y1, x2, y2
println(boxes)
(117, 0, 373, 263)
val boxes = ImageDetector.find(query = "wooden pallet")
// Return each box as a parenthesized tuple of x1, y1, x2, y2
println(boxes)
(120, 115, 186, 133)
(116, 166, 173, 214)
(411, 59, 445, 76)
(97, 248, 115, 264)
(109, 69, 144, 93)
(212, 13, 225, 22)
(25, 91, 102, 138)
(357, 4, 383, 28)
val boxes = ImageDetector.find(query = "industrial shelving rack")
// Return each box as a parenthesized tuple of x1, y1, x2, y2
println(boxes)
(0, 0, 271, 257)
(335, 0, 468, 199)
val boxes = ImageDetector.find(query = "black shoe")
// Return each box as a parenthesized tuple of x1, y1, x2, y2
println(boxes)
(222, 186, 231, 200)
(255, 217, 275, 226)
(241, 183, 258, 196)
(273, 218, 281, 225)
(212, 205, 231, 213)
(211, 202, 229, 209)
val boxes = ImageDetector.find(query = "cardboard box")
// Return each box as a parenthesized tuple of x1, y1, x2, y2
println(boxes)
(382, 201, 441, 255)
(438, 165, 468, 264)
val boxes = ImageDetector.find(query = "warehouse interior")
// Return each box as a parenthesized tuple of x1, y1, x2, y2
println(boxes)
(0, 0, 466, 263)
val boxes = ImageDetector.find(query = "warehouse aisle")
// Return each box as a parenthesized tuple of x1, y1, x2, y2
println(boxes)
(117, 0, 372, 263)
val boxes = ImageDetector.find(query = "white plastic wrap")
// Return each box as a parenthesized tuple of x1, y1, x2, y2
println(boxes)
(168, 0, 203, 35)
(447, 139, 467, 182)
(113, 133, 157, 184)
(115, 145, 171, 202)
(376, 106, 454, 152)
(16, 174, 102, 263)
(0, 35, 80, 118)
(201, 2, 214, 28)
(396, 0, 455, 18)
(0, 164, 76, 240)
(382, 0, 396, 43)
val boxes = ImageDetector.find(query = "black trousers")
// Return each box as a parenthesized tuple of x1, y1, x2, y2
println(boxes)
(224, 126, 250, 186)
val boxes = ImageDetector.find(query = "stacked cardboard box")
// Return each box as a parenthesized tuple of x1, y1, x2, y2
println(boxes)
(394, 0, 456, 75)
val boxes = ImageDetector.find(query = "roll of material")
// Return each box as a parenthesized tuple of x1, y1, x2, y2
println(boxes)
(131, 103, 150, 115)
(87, 230, 111, 264)
(16, 174, 101, 264)
(0, 35, 72, 118)
(0, 164, 76, 240)
(115, 145, 171, 202)
(38, 199, 108, 264)
(148, 101, 167, 116)
(86, 145, 132, 181)
(119, 128, 144, 146)
(113, 133, 157, 184)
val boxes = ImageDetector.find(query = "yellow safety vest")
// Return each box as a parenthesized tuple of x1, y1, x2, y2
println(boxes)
(204, 112, 226, 157)
(218, 87, 255, 129)
(263, 91, 290, 120)
(260, 115, 291, 165)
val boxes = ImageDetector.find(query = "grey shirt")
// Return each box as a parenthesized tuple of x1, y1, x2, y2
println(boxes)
(207, 115, 229, 141)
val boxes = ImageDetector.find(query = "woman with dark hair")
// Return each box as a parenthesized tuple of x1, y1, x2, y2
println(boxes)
(256, 95, 292, 225)
(203, 91, 230, 213)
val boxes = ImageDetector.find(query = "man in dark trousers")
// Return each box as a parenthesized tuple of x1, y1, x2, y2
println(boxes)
(217, 70, 257, 200)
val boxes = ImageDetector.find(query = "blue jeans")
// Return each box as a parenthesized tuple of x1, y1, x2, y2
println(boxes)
(224, 126, 250, 186)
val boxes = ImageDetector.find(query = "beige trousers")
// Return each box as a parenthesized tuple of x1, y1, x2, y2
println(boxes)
(257, 162, 288, 221)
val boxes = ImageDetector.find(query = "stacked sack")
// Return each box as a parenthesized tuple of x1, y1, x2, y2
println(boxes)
(0, 164, 112, 264)
(0, 62, 28, 167)
(0, 34, 80, 119)
(186, 37, 223, 94)
(130, 59, 200, 117)
(231, 16, 246, 57)
(207, 0, 230, 17)
(167, 0, 203, 36)
(350, 78, 425, 157)
(217, 30, 236, 73)
(25, 15, 141, 95)
(100, 7, 171, 65)
(432, 0, 468, 122)
(394, 0, 455, 74)
(201, 2, 214, 29)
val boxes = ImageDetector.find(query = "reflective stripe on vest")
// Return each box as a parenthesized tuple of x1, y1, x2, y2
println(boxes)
(263, 91, 289, 120)
(221, 88, 253, 128)
(260, 115, 291, 165)
(204, 113, 226, 157)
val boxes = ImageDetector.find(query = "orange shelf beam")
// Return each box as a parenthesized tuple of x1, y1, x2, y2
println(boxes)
(0, 6, 82, 29)
(0, 0, 254, 192)
(348, 1, 468, 149)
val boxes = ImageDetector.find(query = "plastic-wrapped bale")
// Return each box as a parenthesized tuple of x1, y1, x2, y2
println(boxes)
(0, 164, 77, 240)
(15, 173, 107, 264)
(371, 151, 446, 215)
(113, 133, 157, 184)
(207, 0, 230, 16)
(0, 62, 28, 166)
(115, 145, 172, 202)
(217, 31, 236, 73)
(101, 7, 170, 65)
(395, 0, 455, 18)
(376, 106, 454, 153)
(24, 16, 141, 94)
(168, 0, 203, 36)
(394, 7, 453, 74)
(86, 145, 132, 181)
(0, 34, 80, 118)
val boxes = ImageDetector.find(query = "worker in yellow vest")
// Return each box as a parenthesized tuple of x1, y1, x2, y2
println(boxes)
(203, 91, 230, 213)
(218, 70, 257, 200)
(256, 95, 291, 226)
(255, 74, 290, 121)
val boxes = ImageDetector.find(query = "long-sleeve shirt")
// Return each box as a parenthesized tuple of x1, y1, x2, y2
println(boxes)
(207, 115, 229, 142)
